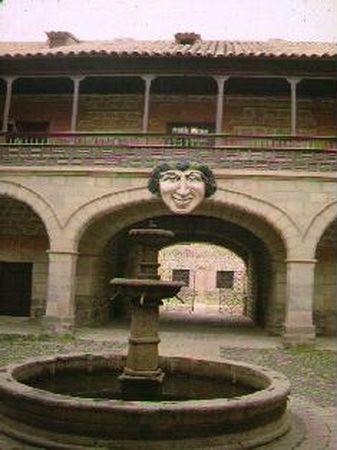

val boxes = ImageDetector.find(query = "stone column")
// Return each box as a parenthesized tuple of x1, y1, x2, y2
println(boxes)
(283, 259, 317, 344)
(70, 76, 85, 131)
(142, 75, 155, 133)
(286, 77, 301, 136)
(77, 253, 109, 325)
(214, 76, 229, 133)
(2, 77, 16, 132)
(43, 250, 79, 333)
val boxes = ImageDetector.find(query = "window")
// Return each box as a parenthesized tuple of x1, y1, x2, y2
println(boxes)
(167, 123, 214, 147)
(216, 271, 234, 289)
(7, 121, 49, 144)
(172, 269, 190, 287)
(169, 123, 214, 135)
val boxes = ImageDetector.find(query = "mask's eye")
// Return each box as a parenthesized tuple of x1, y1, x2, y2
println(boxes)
(160, 172, 181, 182)
(187, 171, 203, 182)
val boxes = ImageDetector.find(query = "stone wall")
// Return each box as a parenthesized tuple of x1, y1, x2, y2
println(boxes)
(159, 243, 247, 312)
(10, 95, 73, 131)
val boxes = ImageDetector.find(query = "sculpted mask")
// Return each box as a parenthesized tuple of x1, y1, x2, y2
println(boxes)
(148, 161, 216, 215)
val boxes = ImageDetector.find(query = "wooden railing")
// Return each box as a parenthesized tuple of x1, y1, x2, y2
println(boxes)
(1, 132, 336, 172)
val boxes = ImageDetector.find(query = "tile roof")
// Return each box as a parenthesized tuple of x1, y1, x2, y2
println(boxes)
(0, 35, 336, 59)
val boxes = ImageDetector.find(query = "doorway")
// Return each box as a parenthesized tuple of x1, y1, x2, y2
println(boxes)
(0, 262, 32, 316)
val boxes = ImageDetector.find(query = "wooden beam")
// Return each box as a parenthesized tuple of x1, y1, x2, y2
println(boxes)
(2, 77, 16, 132)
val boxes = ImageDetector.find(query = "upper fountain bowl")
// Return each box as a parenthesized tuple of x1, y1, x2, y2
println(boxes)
(129, 228, 174, 247)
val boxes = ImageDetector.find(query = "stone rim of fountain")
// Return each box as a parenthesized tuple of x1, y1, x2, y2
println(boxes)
(0, 353, 291, 449)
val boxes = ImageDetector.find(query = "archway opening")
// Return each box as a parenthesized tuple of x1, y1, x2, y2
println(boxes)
(314, 218, 337, 336)
(158, 243, 249, 317)
(0, 195, 49, 318)
(76, 207, 286, 334)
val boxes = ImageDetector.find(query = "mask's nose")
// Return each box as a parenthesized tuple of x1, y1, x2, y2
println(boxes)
(176, 177, 190, 196)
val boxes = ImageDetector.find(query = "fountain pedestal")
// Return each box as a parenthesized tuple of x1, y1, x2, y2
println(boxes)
(119, 292, 163, 400)
(110, 280, 183, 400)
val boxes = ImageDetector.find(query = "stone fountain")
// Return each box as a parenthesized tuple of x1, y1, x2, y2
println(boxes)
(110, 224, 184, 400)
(0, 222, 291, 449)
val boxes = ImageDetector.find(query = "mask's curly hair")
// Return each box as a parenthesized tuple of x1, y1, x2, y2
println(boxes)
(148, 160, 217, 198)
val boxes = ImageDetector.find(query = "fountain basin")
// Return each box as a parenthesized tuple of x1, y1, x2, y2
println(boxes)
(110, 278, 184, 301)
(0, 354, 291, 449)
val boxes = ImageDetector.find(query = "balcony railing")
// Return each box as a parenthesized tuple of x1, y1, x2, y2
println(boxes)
(1, 132, 336, 172)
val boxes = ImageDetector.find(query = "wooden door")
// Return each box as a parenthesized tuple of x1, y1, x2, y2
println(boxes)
(0, 262, 32, 316)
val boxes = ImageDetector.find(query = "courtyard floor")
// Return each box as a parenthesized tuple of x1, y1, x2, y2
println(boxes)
(0, 311, 336, 449)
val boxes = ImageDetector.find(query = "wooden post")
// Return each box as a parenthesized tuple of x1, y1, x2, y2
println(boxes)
(70, 76, 85, 132)
(214, 76, 229, 133)
(142, 75, 155, 133)
(287, 77, 301, 136)
(2, 77, 16, 132)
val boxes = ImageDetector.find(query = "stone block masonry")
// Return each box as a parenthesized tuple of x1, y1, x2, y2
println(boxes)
(8, 93, 337, 135)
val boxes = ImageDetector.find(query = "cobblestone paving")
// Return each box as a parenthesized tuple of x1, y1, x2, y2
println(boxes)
(219, 347, 336, 407)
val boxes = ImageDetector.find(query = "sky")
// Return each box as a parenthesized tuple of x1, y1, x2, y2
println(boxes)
(0, 0, 336, 42)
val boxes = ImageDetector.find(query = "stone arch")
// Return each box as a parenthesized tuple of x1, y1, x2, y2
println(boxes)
(76, 210, 285, 332)
(304, 201, 337, 258)
(0, 181, 60, 319)
(73, 187, 292, 333)
(66, 186, 300, 258)
(0, 180, 60, 247)
(209, 187, 301, 258)
(78, 199, 286, 263)
(63, 187, 152, 250)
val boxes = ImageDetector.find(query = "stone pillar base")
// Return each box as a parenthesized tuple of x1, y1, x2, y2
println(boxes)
(40, 316, 75, 335)
(282, 325, 316, 346)
(119, 369, 164, 400)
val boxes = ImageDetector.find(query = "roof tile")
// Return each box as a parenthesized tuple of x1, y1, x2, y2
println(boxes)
(0, 36, 336, 59)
